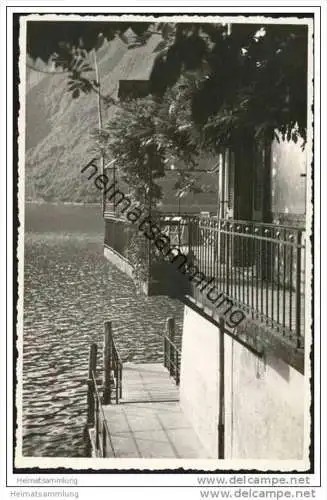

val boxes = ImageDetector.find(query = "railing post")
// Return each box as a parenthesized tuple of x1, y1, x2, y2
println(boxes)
(226, 221, 230, 297)
(166, 317, 175, 378)
(163, 335, 166, 368)
(115, 362, 119, 405)
(87, 343, 97, 427)
(188, 218, 194, 254)
(103, 321, 112, 404)
(176, 351, 180, 386)
(295, 231, 302, 347)
(102, 421, 107, 457)
(95, 392, 100, 451)
(119, 364, 123, 399)
(218, 318, 225, 459)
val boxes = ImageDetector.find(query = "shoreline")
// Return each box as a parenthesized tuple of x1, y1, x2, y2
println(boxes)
(26, 200, 101, 207)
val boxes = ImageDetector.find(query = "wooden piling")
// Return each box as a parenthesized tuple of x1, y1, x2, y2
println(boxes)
(103, 321, 112, 404)
(87, 343, 97, 427)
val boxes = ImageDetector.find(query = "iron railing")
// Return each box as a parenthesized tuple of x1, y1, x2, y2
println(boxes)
(104, 215, 149, 269)
(157, 216, 305, 345)
(104, 216, 132, 259)
(103, 212, 305, 345)
(158, 215, 305, 344)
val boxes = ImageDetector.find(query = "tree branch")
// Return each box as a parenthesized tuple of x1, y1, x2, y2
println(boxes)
(27, 61, 117, 105)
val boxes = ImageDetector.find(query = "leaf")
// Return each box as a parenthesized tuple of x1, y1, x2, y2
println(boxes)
(67, 80, 80, 90)
(273, 131, 280, 143)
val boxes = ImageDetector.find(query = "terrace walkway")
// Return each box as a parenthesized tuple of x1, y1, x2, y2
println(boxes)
(89, 363, 209, 458)
(104, 213, 306, 344)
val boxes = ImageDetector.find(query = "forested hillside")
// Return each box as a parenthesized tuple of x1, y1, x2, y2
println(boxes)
(25, 31, 217, 211)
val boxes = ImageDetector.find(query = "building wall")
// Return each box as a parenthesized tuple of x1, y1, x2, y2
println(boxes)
(224, 335, 304, 460)
(179, 306, 221, 458)
(271, 136, 307, 224)
(180, 305, 305, 460)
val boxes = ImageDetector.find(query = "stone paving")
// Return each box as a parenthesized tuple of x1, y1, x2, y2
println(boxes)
(102, 363, 209, 458)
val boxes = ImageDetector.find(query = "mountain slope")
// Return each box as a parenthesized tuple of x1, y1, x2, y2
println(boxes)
(25, 33, 218, 211)
(25, 36, 128, 203)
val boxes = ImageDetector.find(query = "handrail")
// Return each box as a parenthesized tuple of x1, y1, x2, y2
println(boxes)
(111, 334, 123, 403)
(103, 321, 123, 405)
(164, 335, 181, 355)
(163, 317, 181, 385)
(220, 218, 305, 232)
(86, 343, 116, 457)
(91, 370, 116, 457)
(112, 336, 123, 364)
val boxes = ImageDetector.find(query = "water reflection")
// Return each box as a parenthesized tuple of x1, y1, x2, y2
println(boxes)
(23, 207, 183, 457)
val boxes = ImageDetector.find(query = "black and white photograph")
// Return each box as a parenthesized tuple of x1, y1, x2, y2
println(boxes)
(8, 7, 321, 480)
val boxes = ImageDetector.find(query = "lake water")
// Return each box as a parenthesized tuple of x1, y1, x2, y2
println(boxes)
(23, 203, 183, 457)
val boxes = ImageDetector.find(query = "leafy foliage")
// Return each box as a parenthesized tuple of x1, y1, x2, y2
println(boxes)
(188, 24, 308, 147)
(26, 21, 151, 100)
(26, 21, 150, 62)
(98, 89, 200, 209)
(27, 20, 308, 144)
(126, 230, 152, 287)
(26, 20, 309, 209)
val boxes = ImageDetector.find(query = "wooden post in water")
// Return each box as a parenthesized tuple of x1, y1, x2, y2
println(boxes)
(103, 321, 112, 404)
(166, 317, 175, 378)
(87, 343, 98, 427)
